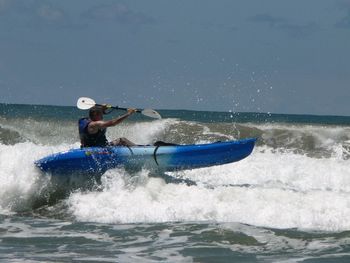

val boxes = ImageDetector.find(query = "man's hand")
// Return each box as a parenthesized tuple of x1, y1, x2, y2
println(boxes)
(127, 108, 137, 115)
(101, 104, 109, 112)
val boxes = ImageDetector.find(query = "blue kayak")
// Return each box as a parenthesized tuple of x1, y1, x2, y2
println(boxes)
(35, 138, 256, 175)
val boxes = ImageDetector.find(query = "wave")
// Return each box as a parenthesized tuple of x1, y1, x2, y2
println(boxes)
(1, 140, 350, 231)
(1, 112, 350, 158)
(67, 148, 350, 231)
(0, 119, 177, 213)
(1, 113, 350, 231)
(0, 142, 60, 214)
(0, 125, 25, 145)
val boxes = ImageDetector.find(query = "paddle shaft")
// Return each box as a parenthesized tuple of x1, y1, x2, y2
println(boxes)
(94, 103, 142, 113)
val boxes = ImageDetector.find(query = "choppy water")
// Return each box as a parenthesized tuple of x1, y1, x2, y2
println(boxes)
(1, 103, 350, 262)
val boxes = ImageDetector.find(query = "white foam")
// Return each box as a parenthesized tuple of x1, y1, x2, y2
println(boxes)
(0, 142, 74, 213)
(179, 146, 350, 192)
(0, 118, 176, 213)
(2, 118, 350, 231)
(67, 147, 350, 231)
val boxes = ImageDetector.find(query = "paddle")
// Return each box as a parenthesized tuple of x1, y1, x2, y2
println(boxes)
(77, 97, 162, 119)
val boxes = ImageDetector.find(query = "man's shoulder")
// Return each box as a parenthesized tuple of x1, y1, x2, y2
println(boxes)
(87, 121, 107, 133)
(78, 118, 90, 132)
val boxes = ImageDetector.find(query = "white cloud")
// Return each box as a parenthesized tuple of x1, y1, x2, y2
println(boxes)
(82, 3, 156, 26)
(36, 4, 65, 22)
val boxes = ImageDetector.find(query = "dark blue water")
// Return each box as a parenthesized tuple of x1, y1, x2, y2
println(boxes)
(2, 103, 350, 124)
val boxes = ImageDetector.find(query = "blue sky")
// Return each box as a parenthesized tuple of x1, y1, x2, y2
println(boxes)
(0, 0, 349, 115)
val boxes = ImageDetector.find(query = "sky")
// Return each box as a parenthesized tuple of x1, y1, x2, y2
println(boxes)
(0, 0, 349, 115)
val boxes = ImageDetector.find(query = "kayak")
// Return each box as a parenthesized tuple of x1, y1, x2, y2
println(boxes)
(35, 138, 256, 175)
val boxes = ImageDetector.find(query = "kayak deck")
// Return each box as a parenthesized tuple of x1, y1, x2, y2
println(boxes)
(35, 138, 257, 175)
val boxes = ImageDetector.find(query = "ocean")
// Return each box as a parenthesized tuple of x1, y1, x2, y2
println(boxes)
(1, 103, 350, 262)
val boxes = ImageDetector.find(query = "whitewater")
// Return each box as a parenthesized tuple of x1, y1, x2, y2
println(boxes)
(1, 103, 350, 262)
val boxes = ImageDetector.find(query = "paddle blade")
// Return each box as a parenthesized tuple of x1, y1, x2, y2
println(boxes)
(77, 97, 96, 110)
(141, 109, 162, 119)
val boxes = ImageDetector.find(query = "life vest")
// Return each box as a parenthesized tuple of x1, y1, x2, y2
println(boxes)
(78, 118, 108, 147)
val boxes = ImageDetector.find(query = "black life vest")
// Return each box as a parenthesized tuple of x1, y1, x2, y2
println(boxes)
(78, 118, 108, 147)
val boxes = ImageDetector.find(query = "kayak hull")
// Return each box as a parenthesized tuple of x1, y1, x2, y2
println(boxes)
(35, 138, 256, 175)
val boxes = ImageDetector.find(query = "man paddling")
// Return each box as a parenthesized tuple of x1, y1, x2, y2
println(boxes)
(79, 106, 137, 147)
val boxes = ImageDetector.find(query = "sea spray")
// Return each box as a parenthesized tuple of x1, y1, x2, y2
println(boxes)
(0, 142, 53, 212)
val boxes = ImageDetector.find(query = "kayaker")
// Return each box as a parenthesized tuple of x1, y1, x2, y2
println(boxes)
(79, 106, 137, 147)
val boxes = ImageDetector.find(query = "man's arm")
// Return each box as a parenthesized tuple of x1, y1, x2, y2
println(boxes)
(88, 109, 136, 134)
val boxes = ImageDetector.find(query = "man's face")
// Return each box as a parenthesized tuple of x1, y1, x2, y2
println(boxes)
(91, 111, 103, 121)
